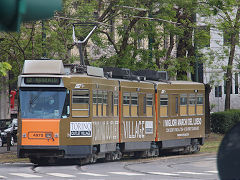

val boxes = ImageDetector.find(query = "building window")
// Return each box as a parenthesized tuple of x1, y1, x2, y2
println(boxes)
(215, 86, 222, 97)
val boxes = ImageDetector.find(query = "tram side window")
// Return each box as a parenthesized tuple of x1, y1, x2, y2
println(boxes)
(92, 90, 108, 117)
(93, 90, 97, 117)
(110, 91, 114, 116)
(196, 94, 204, 115)
(160, 95, 168, 117)
(123, 92, 139, 117)
(131, 93, 138, 117)
(188, 94, 196, 115)
(114, 92, 119, 117)
(103, 91, 108, 116)
(98, 90, 103, 116)
(123, 92, 130, 117)
(146, 94, 153, 117)
(72, 90, 89, 117)
(143, 95, 147, 115)
(180, 94, 187, 116)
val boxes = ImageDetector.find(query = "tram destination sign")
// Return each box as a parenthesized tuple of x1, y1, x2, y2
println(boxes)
(24, 77, 61, 85)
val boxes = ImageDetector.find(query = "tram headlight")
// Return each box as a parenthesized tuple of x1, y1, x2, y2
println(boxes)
(22, 133, 27, 138)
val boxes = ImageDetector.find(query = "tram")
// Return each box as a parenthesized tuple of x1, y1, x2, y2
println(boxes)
(17, 60, 205, 164)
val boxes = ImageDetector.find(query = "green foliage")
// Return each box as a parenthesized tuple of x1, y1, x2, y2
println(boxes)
(0, 19, 74, 82)
(199, 0, 240, 110)
(0, 62, 12, 76)
(0, 0, 213, 82)
(211, 109, 240, 134)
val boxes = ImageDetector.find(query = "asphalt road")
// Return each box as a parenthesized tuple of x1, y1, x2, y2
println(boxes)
(0, 153, 218, 180)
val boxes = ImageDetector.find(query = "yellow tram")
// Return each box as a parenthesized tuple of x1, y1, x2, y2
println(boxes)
(17, 60, 205, 164)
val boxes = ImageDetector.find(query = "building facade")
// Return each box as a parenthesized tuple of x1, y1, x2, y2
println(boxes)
(198, 15, 240, 112)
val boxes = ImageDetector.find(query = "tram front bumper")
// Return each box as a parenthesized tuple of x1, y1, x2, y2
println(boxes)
(17, 145, 92, 158)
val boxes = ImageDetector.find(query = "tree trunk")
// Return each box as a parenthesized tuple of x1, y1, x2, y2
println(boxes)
(225, 35, 236, 110)
(224, 6, 240, 110)
(0, 76, 10, 120)
(116, 11, 147, 66)
(175, 7, 194, 80)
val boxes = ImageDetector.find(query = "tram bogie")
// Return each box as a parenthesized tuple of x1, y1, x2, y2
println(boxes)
(17, 60, 205, 164)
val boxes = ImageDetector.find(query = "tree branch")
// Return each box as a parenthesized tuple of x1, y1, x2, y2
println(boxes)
(98, 1, 118, 22)
(119, 10, 147, 55)
(99, 30, 119, 54)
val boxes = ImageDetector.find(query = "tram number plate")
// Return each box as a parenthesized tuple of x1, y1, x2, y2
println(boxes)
(28, 132, 45, 139)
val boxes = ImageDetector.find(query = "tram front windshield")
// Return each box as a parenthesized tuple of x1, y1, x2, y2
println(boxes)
(20, 88, 67, 119)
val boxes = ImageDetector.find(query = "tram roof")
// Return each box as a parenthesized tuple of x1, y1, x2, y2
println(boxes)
(22, 60, 65, 75)
(155, 80, 203, 85)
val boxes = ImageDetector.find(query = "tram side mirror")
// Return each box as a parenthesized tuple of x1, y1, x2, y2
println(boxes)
(217, 122, 240, 179)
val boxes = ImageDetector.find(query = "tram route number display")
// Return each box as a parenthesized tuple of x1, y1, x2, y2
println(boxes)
(70, 122, 92, 137)
(24, 77, 60, 85)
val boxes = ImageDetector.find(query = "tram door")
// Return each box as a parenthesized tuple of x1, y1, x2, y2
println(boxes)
(170, 94, 179, 117)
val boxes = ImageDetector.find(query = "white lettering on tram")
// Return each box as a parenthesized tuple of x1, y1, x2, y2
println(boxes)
(93, 121, 119, 141)
(122, 120, 154, 139)
(70, 122, 92, 137)
(163, 117, 202, 135)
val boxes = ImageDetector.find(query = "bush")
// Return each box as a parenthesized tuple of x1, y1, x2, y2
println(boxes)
(211, 109, 240, 134)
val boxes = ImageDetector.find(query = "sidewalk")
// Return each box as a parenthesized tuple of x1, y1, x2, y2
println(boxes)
(0, 144, 17, 154)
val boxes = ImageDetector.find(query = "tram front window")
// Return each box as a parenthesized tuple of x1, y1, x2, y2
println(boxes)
(20, 89, 67, 119)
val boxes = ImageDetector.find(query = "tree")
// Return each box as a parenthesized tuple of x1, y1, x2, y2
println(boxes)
(74, 0, 179, 71)
(199, 0, 240, 110)
(0, 62, 11, 77)
(0, 19, 76, 82)
(0, 0, 209, 81)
